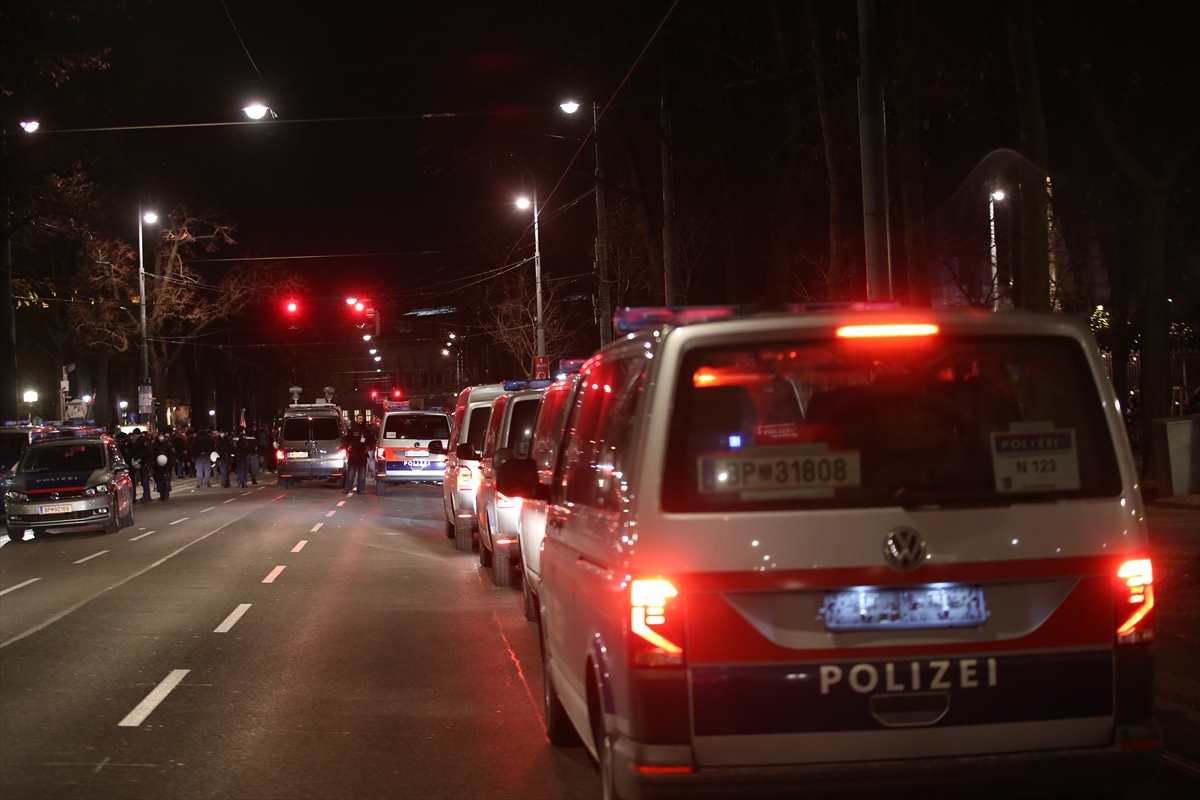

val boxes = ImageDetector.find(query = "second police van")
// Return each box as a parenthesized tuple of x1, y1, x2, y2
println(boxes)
(499, 306, 1159, 798)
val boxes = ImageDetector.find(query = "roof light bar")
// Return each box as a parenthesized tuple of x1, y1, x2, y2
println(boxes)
(836, 323, 940, 338)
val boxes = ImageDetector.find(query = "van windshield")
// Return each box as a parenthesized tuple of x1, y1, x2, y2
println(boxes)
(662, 335, 1122, 512)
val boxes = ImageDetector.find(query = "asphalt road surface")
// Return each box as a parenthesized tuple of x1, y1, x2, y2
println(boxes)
(0, 481, 599, 800)
(2, 482, 1197, 799)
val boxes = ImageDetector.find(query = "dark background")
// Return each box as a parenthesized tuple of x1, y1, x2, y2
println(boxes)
(2, 0, 1197, 435)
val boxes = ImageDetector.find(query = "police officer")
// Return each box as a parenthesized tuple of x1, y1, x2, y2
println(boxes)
(129, 429, 153, 503)
(192, 428, 216, 488)
(234, 426, 252, 488)
(344, 416, 374, 496)
(216, 431, 234, 488)
(151, 433, 174, 500)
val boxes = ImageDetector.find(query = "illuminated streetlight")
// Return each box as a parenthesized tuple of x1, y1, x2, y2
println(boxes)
(119, 400, 129, 411)
(441, 349, 450, 356)
(243, 104, 270, 120)
(82, 395, 92, 405)
(449, 333, 456, 339)
(989, 188, 1007, 310)
(559, 100, 580, 114)
(561, 98, 610, 346)
(23, 390, 37, 403)
(374, 356, 382, 362)
(137, 205, 158, 425)
(363, 334, 372, 341)
(19, 120, 39, 133)
(346, 297, 357, 305)
(516, 185, 546, 363)
(368, 348, 377, 355)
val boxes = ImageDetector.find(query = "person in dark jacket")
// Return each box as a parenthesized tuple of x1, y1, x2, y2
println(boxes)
(343, 416, 374, 496)
(245, 428, 261, 484)
(128, 429, 153, 503)
(216, 431, 234, 488)
(234, 427, 252, 488)
(192, 428, 216, 488)
(151, 433, 174, 500)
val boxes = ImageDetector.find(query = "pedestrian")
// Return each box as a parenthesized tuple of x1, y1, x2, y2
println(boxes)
(192, 427, 216, 488)
(129, 429, 153, 503)
(216, 431, 234, 488)
(344, 415, 373, 496)
(234, 426, 251, 488)
(246, 428, 261, 484)
(152, 433, 174, 500)
(172, 428, 190, 479)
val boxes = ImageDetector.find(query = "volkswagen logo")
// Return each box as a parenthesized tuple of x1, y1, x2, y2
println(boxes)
(883, 527, 926, 572)
(50, 492, 60, 501)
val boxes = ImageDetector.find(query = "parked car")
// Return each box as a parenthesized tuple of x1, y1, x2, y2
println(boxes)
(442, 383, 505, 550)
(474, 384, 547, 586)
(511, 374, 581, 619)
(500, 306, 1159, 798)
(5, 435, 135, 540)
(375, 410, 451, 494)
(275, 404, 347, 488)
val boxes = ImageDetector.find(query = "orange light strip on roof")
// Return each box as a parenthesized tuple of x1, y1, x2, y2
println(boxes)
(836, 323, 940, 338)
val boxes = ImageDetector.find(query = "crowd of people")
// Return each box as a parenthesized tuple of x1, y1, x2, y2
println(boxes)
(113, 417, 384, 501)
(113, 427, 268, 503)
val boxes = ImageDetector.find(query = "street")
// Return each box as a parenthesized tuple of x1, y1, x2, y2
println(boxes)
(0, 481, 598, 800)
(2, 481, 1198, 799)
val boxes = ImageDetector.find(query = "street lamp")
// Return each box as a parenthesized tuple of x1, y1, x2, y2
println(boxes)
(561, 98, 611, 346)
(989, 188, 1007, 310)
(516, 185, 547, 367)
(138, 208, 158, 426)
(243, 103, 273, 120)
(19, 120, 39, 133)
(22, 390, 37, 422)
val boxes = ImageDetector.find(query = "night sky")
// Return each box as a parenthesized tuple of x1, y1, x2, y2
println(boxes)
(4, 0, 1197, 422)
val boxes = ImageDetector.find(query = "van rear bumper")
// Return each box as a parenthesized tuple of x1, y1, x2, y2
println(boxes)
(612, 723, 1161, 799)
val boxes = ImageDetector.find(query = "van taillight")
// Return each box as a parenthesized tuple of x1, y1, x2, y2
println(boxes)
(276, 449, 286, 461)
(630, 579, 684, 667)
(1116, 557, 1154, 644)
(457, 467, 475, 491)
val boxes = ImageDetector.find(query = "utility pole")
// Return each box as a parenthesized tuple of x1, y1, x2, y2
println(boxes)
(661, 50, 681, 305)
(593, 102, 612, 347)
(857, 0, 892, 300)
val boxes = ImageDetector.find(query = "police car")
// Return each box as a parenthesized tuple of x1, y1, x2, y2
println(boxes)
(375, 410, 451, 494)
(501, 306, 1159, 798)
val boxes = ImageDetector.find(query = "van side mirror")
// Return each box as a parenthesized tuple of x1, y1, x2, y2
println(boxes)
(428, 440, 445, 455)
(496, 458, 540, 499)
(456, 442, 479, 461)
(493, 446, 514, 470)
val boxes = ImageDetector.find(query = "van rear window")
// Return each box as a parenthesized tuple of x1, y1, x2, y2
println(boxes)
(383, 415, 450, 440)
(662, 335, 1122, 512)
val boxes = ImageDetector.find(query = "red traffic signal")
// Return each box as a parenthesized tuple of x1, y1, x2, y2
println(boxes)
(285, 300, 298, 313)
(369, 390, 378, 399)
(392, 389, 401, 398)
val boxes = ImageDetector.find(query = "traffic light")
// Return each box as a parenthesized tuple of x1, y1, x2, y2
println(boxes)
(284, 299, 300, 329)
(392, 389, 402, 398)
(369, 390, 378, 399)
(285, 300, 298, 313)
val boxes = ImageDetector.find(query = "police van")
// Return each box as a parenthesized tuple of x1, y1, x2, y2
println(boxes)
(502, 306, 1159, 798)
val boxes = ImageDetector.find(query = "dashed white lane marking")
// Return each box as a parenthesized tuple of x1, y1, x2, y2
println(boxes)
(0, 578, 41, 596)
(213, 604, 252, 633)
(169, 517, 189, 525)
(291, 540, 308, 553)
(336, 500, 346, 507)
(200, 506, 215, 513)
(129, 530, 156, 541)
(310, 523, 323, 532)
(241, 492, 251, 496)
(262, 566, 286, 583)
(118, 669, 190, 727)
(73, 551, 110, 565)
(325, 510, 336, 517)
(223, 498, 236, 504)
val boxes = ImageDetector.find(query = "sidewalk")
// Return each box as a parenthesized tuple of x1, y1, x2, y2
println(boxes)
(1146, 502, 1200, 764)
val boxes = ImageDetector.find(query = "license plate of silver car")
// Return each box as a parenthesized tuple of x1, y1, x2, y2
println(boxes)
(40, 504, 73, 515)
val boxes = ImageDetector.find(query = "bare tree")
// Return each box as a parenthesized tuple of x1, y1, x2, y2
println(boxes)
(481, 270, 576, 377)
(69, 208, 289, 426)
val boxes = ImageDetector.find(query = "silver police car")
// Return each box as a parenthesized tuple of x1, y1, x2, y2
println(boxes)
(4, 436, 136, 541)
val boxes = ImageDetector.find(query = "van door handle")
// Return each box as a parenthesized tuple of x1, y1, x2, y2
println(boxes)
(576, 556, 608, 578)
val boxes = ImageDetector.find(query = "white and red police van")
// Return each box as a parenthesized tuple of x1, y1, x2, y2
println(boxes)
(508, 306, 1159, 798)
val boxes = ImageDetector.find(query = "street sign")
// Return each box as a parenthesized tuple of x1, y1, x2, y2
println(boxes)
(138, 384, 153, 414)
(534, 356, 550, 380)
